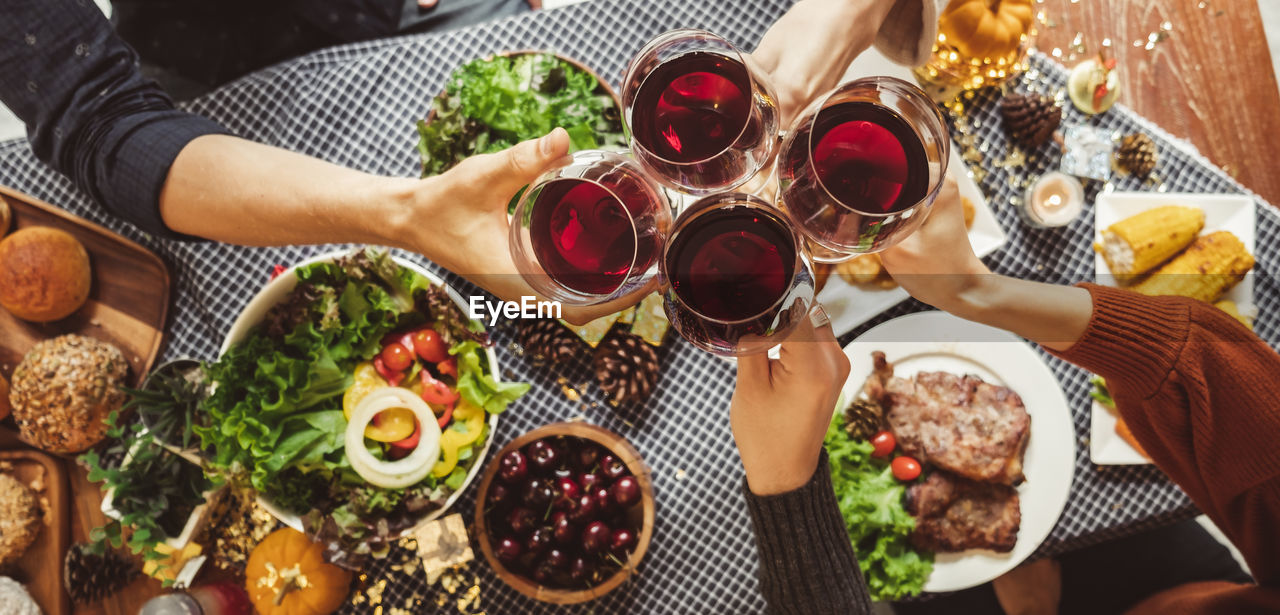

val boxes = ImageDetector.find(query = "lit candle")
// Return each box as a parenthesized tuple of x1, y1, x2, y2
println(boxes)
(1022, 171, 1085, 228)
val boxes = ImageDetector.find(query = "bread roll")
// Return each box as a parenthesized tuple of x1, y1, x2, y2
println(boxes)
(0, 373, 10, 422)
(10, 334, 128, 453)
(0, 226, 92, 322)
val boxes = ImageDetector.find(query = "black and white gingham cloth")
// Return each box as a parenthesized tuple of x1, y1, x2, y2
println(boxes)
(1, 0, 1274, 611)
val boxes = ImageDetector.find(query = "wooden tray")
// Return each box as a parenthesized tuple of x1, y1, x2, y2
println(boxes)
(0, 185, 170, 386)
(0, 449, 72, 615)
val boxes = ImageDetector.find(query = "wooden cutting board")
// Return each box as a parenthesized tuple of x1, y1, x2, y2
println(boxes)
(0, 449, 71, 615)
(0, 185, 169, 386)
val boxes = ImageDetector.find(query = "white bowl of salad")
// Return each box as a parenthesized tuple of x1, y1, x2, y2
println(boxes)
(205, 248, 529, 563)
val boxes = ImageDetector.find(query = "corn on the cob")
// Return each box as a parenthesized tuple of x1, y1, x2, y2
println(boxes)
(1214, 299, 1255, 330)
(1131, 230, 1254, 303)
(1097, 205, 1205, 278)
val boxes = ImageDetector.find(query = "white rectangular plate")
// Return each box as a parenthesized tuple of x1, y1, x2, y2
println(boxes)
(818, 50, 1008, 337)
(1090, 191, 1256, 464)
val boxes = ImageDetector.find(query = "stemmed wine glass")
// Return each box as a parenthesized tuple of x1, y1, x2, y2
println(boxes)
(510, 150, 672, 306)
(777, 77, 949, 262)
(660, 193, 815, 356)
(621, 29, 780, 196)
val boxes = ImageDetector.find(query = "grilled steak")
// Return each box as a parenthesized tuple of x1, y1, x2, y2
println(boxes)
(866, 351, 1030, 485)
(907, 471, 1020, 553)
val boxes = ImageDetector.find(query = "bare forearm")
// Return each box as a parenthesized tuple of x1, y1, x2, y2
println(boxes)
(159, 135, 420, 248)
(944, 274, 1093, 351)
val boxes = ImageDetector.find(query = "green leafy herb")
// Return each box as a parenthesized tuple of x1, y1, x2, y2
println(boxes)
(824, 412, 933, 601)
(81, 411, 218, 584)
(417, 53, 627, 178)
(1090, 376, 1115, 409)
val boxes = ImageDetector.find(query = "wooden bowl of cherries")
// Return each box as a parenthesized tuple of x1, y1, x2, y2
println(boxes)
(474, 422, 655, 604)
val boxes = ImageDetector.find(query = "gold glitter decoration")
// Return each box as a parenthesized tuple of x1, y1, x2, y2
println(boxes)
(994, 147, 1028, 170)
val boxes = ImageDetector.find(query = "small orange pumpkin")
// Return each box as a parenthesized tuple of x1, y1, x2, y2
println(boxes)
(245, 528, 353, 615)
(939, 0, 1035, 60)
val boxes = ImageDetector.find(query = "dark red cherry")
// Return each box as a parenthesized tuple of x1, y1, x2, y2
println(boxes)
(499, 450, 528, 483)
(544, 548, 569, 570)
(569, 556, 594, 583)
(610, 527, 636, 556)
(488, 482, 511, 506)
(581, 521, 612, 554)
(495, 536, 522, 562)
(577, 471, 604, 493)
(576, 445, 600, 470)
(526, 527, 553, 556)
(552, 512, 578, 544)
(526, 439, 560, 473)
(524, 478, 554, 507)
(507, 507, 536, 535)
(600, 454, 628, 480)
(553, 477, 581, 510)
(611, 475, 641, 508)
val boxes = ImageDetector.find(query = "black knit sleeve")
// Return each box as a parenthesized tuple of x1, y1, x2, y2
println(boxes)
(743, 450, 871, 615)
(0, 0, 228, 238)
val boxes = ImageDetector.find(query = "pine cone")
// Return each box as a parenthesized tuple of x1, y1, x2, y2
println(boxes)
(64, 543, 139, 604)
(593, 332, 659, 406)
(518, 319, 584, 363)
(1116, 133, 1157, 176)
(999, 93, 1062, 148)
(843, 398, 884, 440)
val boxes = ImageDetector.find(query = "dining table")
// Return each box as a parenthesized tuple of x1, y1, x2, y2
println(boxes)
(0, 0, 1275, 613)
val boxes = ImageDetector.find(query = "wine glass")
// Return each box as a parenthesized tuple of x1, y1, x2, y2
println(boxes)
(621, 29, 780, 195)
(660, 193, 815, 356)
(777, 77, 949, 262)
(510, 150, 672, 306)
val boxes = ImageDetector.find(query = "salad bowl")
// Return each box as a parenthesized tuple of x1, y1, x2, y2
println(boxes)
(219, 248, 503, 540)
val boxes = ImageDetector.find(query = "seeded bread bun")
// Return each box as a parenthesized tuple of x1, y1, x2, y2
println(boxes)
(11, 335, 128, 454)
(0, 474, 41, 569)
(0, 226, 92, 322)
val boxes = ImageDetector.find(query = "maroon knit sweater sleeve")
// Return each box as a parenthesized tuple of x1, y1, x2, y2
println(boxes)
(1049, 284, 1280, 595)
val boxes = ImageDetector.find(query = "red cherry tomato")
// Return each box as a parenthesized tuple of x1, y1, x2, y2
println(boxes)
(380, 342, 414, 372)
(870, 431, 896, 458)
(412, 329, 450, 363)
(891, 456, 922, 482)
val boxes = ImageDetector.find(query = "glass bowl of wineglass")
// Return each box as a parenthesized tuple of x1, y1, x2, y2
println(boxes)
(510, 150, 672, 306)
(660, 193, 815, 356)
(777, 76, 949, 263)
(621, 29, 780, 196)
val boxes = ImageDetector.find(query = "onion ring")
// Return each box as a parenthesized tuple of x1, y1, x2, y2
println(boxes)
(345, 386, 442, 488)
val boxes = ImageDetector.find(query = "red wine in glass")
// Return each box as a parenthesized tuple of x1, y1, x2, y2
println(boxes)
(781, 101, 929, 254)
(530, 179, 644, 296)
(512, 151, 670, 305)
(622, 30, 779, 194)
(631, 51, 753, 165)
(662, 194, 814, 356)
(778, 77, 949, 260)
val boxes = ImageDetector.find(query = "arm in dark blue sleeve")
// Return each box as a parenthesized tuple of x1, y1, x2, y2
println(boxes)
(0, 0, 227, 237)
(744, 449, 872, 614)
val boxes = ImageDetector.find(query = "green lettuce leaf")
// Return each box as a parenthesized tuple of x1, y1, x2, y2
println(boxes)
(824, 413, 933, 601)
(451, 340, 529, 414)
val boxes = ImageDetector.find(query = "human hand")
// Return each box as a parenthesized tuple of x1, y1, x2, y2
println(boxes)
(730, 308, 850, 496)
(408, 128, 646, 324)
(750, 0, 896, 127)
(878, 177, 990, 312)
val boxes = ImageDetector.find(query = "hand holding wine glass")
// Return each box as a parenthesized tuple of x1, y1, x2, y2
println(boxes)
(408, 128, 648, 324)
(750, 0, 897, 126)
(730, 310, 850, 495)
(877, 176, 989, 312)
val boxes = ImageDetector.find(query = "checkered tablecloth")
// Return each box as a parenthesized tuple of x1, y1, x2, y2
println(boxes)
(1, 0, 1275, 612)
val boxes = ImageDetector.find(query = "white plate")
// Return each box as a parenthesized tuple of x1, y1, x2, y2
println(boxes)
(220, 249, 501, 535)
(1090, 191, 1255, 464)
(837, 311, 1075, 593)
(817, 51, 1008, 337)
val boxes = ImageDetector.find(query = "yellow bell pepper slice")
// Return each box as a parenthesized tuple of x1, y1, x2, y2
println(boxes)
(343, 362, 416, 442)
(431, 402, 487, 477)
